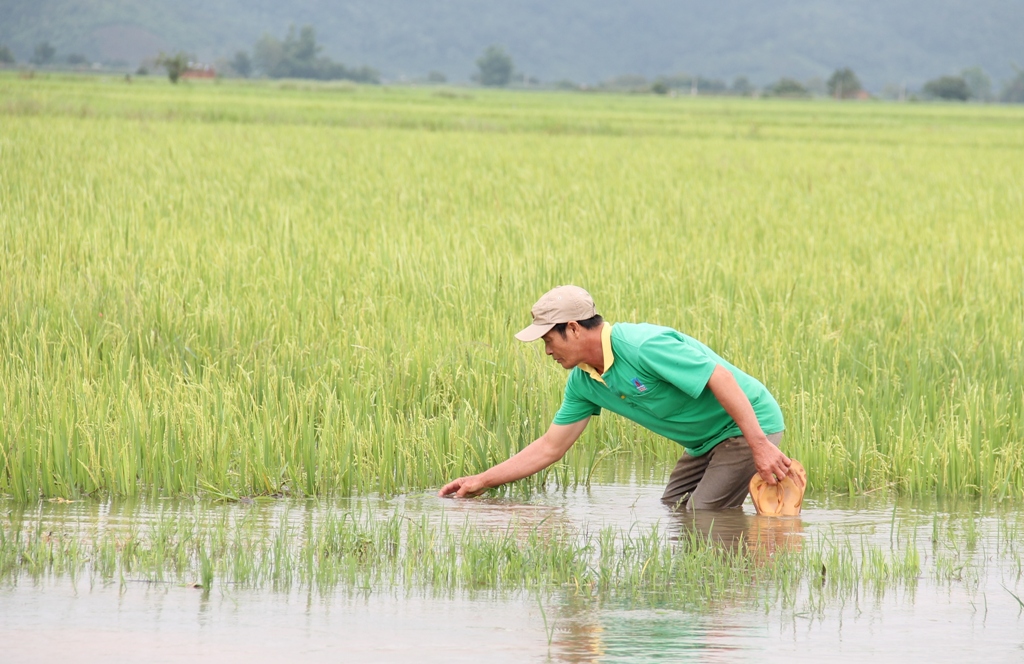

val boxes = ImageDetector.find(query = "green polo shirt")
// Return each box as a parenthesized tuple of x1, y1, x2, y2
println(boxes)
(552, 323, 784, 456)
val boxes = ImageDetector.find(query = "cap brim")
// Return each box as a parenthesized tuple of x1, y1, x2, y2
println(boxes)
(514, 322, 555, 342)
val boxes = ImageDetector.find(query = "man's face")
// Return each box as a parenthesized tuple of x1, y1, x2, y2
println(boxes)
(541, 325, 582, 370)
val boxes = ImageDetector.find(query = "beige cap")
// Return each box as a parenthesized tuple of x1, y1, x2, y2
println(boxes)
(514, 285, 597, 342)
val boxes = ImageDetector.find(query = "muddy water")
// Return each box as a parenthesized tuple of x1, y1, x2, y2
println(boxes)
(2, 485, 1023, 662)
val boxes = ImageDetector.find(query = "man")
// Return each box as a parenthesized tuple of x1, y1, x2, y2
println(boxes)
(438, 285, 795, 509)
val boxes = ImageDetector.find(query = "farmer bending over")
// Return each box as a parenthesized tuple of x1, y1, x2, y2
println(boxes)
(439, 285, 794, 509)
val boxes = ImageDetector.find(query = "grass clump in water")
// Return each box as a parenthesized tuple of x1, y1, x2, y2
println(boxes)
(2, 502, 1016, 615)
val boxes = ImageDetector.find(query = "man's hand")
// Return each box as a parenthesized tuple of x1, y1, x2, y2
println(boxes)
(750, 438, 795, 486)
(438, 474, 489, 498)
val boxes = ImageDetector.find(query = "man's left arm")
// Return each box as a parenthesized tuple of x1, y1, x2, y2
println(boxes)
(706, 364, 792, 485)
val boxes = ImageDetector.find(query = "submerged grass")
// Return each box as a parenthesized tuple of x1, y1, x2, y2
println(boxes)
(1, 74, 1023, 500)
(6, 501, 1012, 612)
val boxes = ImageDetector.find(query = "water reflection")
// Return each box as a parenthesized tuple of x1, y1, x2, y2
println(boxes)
(664, 506, 803, 553)
(540, 507, 805, 663)
(1, 487, 1023, 663)
(548, 601, 765, 663)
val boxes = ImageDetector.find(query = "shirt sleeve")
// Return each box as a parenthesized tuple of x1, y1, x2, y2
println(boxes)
(552, 370, 602, 424)
(637, 332, 718, 399)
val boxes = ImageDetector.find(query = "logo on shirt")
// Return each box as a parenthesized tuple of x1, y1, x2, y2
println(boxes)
(631, 378, 647, 392)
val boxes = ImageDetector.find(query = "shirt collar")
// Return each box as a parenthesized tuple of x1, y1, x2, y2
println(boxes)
(578, 323, 614, 384)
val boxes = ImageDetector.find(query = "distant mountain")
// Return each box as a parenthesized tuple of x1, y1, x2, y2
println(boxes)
(1, 0, 1021, 89)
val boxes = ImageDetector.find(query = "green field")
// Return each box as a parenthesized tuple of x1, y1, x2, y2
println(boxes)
(2, 74, 1023, 501)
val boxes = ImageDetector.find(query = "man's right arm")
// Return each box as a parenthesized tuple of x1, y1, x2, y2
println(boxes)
(437, 418, 591, 498)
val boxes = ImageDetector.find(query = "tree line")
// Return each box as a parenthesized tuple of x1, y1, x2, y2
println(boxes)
(3, 33, 1023, 103)
(150, 26, 379, 84)
(593, 64, 1024, 102)
(0, 41, 89, 68)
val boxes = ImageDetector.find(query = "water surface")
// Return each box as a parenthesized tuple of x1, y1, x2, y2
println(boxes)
(2, 485, 1022, 662)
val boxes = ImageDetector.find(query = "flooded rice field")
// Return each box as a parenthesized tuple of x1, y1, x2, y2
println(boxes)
(2, 484, 1023, 662)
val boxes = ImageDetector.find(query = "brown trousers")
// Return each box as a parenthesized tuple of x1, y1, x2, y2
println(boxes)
(662, 432, 784, 510)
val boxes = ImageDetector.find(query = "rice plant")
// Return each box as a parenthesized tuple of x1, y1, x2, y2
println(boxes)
(0, 73, 1022, 500)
